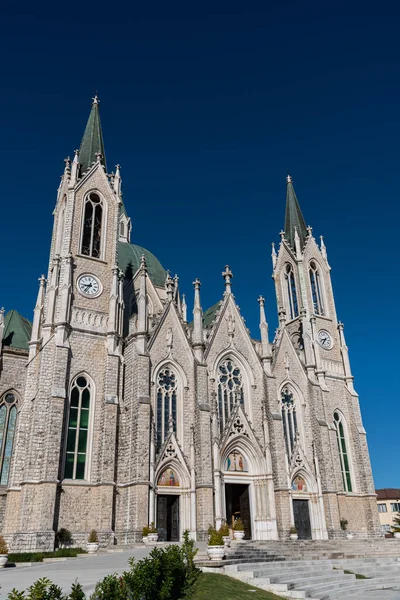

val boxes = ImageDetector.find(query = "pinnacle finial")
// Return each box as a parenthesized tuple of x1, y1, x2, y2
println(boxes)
(222, 265, 233, 293)
(140, 254, 147, 272)
(92, 94, 99, 105)
(258, 295, 265, 307)
(287, 174, 292, 184)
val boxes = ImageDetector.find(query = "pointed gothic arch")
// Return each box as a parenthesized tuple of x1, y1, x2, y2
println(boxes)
(278, 381, 305, 458)
(63, 372, 95, 481)
(212, 349, 254, 433)
(79, 189, 108, 259)
(0, 390, 20, 486)
(152, 359, 187, 451)
(308, 259, 326, 316)
(333, 409, 355, 493)
(283, 262, 299, 320)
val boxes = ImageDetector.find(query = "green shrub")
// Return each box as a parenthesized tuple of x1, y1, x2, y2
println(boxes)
(233, 518, 244, 531)
(0, 534, 8, 554)
(218, 523, 229, 537)
(8, 548, 86, 563)
(90, 574, 128, 599)
(392, 512, 400, 533)
(208, 529, 224, 546)
(289, 526, 297, 534)
(55, 528, 72, 548)
(147, 522, 157, 534)
(340, 518, 348, 531)
(142, 526, 149, 537)
(181, 530, 199, 589)
(88, 530, 98, 544)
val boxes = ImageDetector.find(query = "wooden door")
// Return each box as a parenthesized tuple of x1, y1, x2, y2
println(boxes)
(171, 496, 179, 541)
(293, 499, 312, 539)
(239, 486, 252, 539)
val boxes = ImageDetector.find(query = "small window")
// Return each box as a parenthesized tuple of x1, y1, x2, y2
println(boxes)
(284, 264, 299, 319)
(81, 193, 103, 258)
(334, 411, 353, 492)
(309, 261, 324, 315)
(0, 392, 18, 485)
(65, 376, 91, 480)
(391, 503, 400, 513)
(381, 524, 391, 533)
(378, 504, 388, 513)
(120, 221, 125, 237)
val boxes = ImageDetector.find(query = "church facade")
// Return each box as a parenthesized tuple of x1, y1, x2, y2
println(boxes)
(0, 98, 380, 551)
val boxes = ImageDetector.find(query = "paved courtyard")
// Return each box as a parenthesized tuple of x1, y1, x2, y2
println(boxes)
(1, 548, 400, 600)
(0, 548, 152, 598)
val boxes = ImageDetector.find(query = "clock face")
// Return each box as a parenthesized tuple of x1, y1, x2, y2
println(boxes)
(318, 329, 332, 350)
(77, 274, 101, 298)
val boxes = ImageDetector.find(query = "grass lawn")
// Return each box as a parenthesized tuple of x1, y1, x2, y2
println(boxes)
(191, 573, 286, 600)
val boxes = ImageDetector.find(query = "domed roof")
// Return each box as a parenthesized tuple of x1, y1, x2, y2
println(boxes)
(118, 241, 167, 287)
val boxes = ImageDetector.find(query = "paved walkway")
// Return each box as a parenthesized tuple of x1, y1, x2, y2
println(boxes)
(0, 548, 151, 599)
(342, 591, 400, 600)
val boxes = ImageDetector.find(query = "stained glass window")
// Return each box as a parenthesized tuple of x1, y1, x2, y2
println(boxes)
(334, 411, 353, 492)
(156, 368, 177, 451)
(285, 264, 299, 319)
(281, 387, 298, 456)
(0, 392, 18, 486)
(309, 261, 324, 315)
(65, 376, 91, 480)
(217, 359, 244, 434)
(81, 193, 103, 258)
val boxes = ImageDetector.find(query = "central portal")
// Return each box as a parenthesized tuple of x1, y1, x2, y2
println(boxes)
(225, 483, 251, 539)
(157, 495, 180, 541)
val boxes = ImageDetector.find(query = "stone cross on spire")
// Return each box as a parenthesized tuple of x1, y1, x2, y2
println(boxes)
(222, 265, 233, 294)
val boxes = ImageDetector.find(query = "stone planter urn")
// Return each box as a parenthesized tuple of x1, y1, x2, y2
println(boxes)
(290, 533, 298, 541)
(207, 545, 225, 561)
(394, 532, 400, 539)
(142, 536, 149, 544)
(346, 533, 354, 540)
(148, 533, 159, 543)
(87, 542, 99, 554)
(222, 535, 231, 547)
(0, 555, 7, 568)
(233, 530, 245, 541)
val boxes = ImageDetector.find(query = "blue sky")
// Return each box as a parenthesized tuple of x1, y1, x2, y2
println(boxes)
(0, 2, 398, 488)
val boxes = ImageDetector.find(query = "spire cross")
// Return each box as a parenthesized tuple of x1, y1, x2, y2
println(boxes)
(92, 94, 99, 105)
(287, 174, 292, 183)
(95, 152, 103, 162)
(307, 225, 313, 236)
(258, 295, 265, 308)
(38, 274, 47, 286)
(222, 265, 233, 293)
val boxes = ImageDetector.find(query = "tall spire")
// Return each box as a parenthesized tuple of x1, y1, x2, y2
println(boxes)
(79, 95, 107, 173)
(284, 175, 307, 251)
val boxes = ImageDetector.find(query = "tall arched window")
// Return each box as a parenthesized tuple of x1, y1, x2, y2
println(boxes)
(285, 264, 299, 320)
(157, 367, 177, 451)
(281, 387, 298, 456)
(309, 261, 324, 315)
(0, 392, 18, 486)
(65, 375, 91, 480)
(81, 192, 103, 258)
(217, 358, 244, 434)
(333, 411, 352, 492)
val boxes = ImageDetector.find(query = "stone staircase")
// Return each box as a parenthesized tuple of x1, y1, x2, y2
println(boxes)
(197, 539, 400, 599)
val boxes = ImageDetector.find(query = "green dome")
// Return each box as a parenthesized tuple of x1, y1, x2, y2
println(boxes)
(118, 242, 167, 287)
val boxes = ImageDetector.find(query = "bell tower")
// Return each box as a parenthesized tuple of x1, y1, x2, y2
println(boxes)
(272, 175, 353, 389)
(4, 97, 124, 551)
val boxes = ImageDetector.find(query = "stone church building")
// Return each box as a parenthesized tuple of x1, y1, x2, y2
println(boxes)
(0, 98, 380, 551)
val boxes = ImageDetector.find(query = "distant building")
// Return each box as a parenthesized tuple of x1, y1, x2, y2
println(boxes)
(376, 489, 400, 534)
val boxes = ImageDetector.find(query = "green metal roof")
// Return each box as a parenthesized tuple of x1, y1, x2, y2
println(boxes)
(79, 97, 107, 174)
(118, 242, 167, 287)
(2, 310, 32, 351)
(284, 177, 308, 250)
(202, 301, 222, 328)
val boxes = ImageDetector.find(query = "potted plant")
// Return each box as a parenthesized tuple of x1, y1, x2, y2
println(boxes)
(207, 528, 225, 561)
(392, 512, 400, 539)
(142, 525, 150, 544)
(233, 518, 245, 541)
(289, 526, 298, 541)
(87, 529, 99, 554)
(219, 522, 231, 547)
(340, 518, 353, 539)
(0, 535, 8, 568)
(147, 522, 158, 543)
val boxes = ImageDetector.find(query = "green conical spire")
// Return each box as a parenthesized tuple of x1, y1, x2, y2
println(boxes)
(284, 175, 308, 250)
(79, 95, 106, 173)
